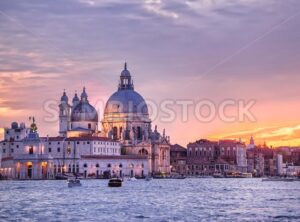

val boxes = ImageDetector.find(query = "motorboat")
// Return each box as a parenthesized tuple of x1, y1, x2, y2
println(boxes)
(213, 172, 224, 178)
(197, 175, 213, 178)
(225, 172, 253, 178)
(240, 173, 253, 178)
(127, 177, 137, 181)
(67, 178, 82, 187)
(55, 173, 69, 180)
(145, 176, 153, 181)
(171, 175, 186, 179)
(262, 177, 295, 182)
(108, 178, 122, 187)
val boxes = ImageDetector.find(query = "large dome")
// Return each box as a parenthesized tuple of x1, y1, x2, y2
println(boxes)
(104, 89, 148, 115)
(71, 102, 98, 122)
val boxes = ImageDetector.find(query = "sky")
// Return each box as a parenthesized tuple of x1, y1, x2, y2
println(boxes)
(1, 0, 300, 147)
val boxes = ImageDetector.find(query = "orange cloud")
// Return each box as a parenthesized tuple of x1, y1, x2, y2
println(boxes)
(208, 122, 300, 147)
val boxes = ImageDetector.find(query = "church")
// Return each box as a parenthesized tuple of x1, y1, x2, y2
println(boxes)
(0, 64, 171, 179)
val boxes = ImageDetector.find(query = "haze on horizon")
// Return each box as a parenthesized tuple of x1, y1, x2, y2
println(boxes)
(1, 0, 300, 147)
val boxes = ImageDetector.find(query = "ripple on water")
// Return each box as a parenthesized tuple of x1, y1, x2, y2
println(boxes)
(0, 179, 299, 221)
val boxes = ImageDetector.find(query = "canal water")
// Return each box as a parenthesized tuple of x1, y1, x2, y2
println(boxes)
(0, 178, 299, 221)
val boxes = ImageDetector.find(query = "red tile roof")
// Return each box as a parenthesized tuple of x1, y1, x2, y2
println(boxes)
(170, 144, 187, 152)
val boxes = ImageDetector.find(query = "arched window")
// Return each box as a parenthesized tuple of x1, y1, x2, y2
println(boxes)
(119, 164, 123, 168)
(137, 126, 142, 140)
(113, 127, 118, 140)
(96, 163, 100, 168)
(119, 127, 123, 139)
(125, 129, 130, 140)
(83, 163, 88, 168)
(138, 148, 148, 156)
(107, 163, 111, 168)
(88, 123, 91, 129)
(29, 146, 33, 154)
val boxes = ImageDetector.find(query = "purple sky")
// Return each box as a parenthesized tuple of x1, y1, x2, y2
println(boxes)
(1, 0, 300, 146)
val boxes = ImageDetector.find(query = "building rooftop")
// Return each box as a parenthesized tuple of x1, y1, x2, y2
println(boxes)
(40, 136, 116, 142)
(81, 155, 147, 160)
(170, 144, 187, 152)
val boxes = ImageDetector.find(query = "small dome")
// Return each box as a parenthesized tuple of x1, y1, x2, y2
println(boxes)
(104, 89, 148, 115)
(11, 122, 18, 129)
(72, 92, 79, 103)
(61, 91, 68, 102)
(71, 102, 98, 122)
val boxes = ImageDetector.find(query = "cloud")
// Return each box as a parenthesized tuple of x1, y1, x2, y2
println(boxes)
(0, 0, 300, 146)
(209, 123, 300, 147)
(143, 0, 179, 19)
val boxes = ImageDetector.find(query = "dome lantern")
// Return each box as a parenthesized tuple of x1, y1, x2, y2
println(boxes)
(119, 62, 134, 90)
(72, 91, 80, 108)
(81, 87, 88, 102)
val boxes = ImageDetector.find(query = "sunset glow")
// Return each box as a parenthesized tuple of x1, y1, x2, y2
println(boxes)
(0, 0, 300, 147)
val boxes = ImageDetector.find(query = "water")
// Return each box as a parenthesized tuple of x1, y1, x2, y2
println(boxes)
(0, 179, 299, 221)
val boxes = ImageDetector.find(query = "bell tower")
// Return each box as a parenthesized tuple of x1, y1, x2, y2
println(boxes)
(59, 90, 71, 136)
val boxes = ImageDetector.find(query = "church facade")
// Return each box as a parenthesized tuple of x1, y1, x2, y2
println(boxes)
(0, 64, 170, 179)
(102, 63, 171, 174)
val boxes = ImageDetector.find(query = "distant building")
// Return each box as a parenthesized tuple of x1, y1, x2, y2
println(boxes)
(170, 144, 187, 175)
(247, 148, 265, 177)
(247, 136, 255, 149)
(186, 139, 247, 176)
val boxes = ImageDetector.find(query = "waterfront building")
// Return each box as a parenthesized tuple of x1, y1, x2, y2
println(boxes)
(186, 139, 247, 176)
(0, 121, 148, 179)
(0, 64, 170, 179)
(170, 144, 187, 175)
(276, 154, 284, 175)
(246, 146, 287, 177)
(0, 120, 53, 179)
